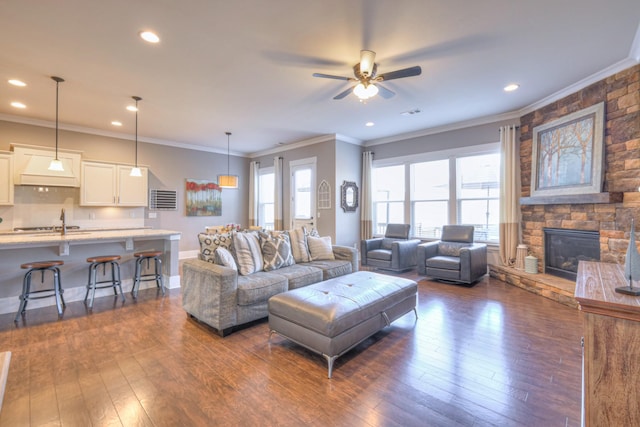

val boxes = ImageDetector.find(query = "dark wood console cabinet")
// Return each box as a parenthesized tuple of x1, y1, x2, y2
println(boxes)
(575, 261, 640, 427)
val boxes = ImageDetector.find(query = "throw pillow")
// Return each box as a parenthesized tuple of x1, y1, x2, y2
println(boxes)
(214, 247, 238, 271)
(307, 235, 335, 261)
(231, 231, 264, 275)
(287, 228, 311, 263)
(198, 232, 233, 263)
(260, 232, 295, 271)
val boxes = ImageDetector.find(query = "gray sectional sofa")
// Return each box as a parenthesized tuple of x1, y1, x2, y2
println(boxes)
(182, 232, 358, 336)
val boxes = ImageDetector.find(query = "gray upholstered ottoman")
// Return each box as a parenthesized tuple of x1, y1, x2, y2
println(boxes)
(268, 271, 418, 378)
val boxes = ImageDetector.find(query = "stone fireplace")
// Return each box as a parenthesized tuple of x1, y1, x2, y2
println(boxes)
(489, 64, 639, 308)
(518, 65, 640, 271)
(543, 228, 600, 280)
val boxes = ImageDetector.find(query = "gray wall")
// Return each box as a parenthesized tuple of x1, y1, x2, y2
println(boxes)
(2, 117, 518, 255)
(368, 119, 517, 161)
(0, 120, 248, 252)
(334, 139, 361, 248)
(253, 138, 336, 238)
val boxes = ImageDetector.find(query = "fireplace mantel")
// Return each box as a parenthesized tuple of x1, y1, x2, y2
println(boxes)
(520, 192, 622, 205)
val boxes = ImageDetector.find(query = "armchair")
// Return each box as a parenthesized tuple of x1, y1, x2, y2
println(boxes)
(417, 225, 487, 284)
(361, 224, 420, 272)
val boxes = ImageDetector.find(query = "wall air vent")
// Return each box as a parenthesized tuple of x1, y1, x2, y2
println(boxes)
(149, 189, 178, 210)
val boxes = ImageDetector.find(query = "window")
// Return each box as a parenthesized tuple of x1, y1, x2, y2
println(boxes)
(457, 153, 500, 241)
(372, 165, 404, 235)
(289, 157, 316, 230)
(372, 145, 500, 243)
(411, 159, 449, 238)
(258, 167, 274, 230)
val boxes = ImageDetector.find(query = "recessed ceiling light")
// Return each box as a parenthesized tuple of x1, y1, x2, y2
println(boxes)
(8, 79, 26, 87)
(365, 122, 375, 127)
(11, 101, 26, 109)
(140, 31, 160, 43)
(504, 83, 520, 92)
(126, 105, 138, 112)
(111, 121, 123, 126)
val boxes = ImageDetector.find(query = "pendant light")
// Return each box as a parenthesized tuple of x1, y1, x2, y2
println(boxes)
(218, 131, 238, 189)
(130, 96, 142, 177)
(48, 76, 65, 171)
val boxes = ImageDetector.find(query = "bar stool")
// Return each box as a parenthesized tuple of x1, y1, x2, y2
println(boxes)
(132, 251, 165, 298)
(15, 260, 65, 322)
(85, 255, 125, 309)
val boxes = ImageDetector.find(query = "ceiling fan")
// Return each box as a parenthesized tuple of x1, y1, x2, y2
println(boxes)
(313, 50, 421, 100)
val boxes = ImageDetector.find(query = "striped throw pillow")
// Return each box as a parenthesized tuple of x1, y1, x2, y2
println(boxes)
(307, 235, 334, 261)
(231, 231, 263, 275)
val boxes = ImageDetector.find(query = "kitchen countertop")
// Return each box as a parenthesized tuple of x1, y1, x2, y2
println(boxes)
(0, 228, 181, 248)
(0, 227, 183, 305)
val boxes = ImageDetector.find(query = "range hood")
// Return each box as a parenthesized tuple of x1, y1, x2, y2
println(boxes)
(11, 144, 82, 187)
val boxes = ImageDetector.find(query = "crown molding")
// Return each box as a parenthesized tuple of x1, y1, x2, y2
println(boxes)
(0, 113, 236, 157)
(364, 111, 521, 147)
(516, 57, 640, 117)
(630, 22, 640, 62)
(248, 133, 363, 158)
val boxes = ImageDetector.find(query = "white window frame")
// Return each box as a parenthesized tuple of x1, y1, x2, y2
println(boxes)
(372, 142, 500, 242)
(258, 166, 274, 230)
(289, 157, 317, 230)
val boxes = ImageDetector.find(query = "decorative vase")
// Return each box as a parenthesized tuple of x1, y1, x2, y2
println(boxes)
(515, 244, 528, 270)
(524, 255, 538, 274)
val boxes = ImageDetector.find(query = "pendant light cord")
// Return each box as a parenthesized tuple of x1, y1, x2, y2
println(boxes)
(226, 131, 231, 176)
(55, 80, 59, 160)
(132, 96, 142, 168)
(51, 76, 65, 160)
(135, 99, 138, 167)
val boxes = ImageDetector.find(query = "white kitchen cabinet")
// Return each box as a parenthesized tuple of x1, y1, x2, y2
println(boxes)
(117, 165, 148, 206)
(0, 153, 14, 205)
(80, 161, 148, 206)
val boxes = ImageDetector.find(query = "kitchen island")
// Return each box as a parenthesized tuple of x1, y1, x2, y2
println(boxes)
(0, 228, 181, 316)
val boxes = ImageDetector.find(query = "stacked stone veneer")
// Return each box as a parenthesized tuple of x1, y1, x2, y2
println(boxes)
(520, 64, 640, 269)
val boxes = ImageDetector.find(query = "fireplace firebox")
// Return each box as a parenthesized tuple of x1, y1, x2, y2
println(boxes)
(543, 228, 600, 281)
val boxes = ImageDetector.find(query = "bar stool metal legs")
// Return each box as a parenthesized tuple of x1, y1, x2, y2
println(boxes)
(84, 255, 125, 309)
(15, 260, 65, 322)
(132, 251, 165, 298)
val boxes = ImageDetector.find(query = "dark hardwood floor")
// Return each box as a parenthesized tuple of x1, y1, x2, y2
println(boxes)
(0, 271, 583, 426)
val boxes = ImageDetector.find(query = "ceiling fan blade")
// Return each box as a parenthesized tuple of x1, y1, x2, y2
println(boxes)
(313, 73, 352, 81)
(376, 83, 395, 99)
(359, 50, 376, 76)
(377, 65, 422, 81)
(333, 86, 356, 100)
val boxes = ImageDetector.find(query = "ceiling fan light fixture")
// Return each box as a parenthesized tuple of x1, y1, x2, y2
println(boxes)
(359, 50, 376, 76)
(354, 82, 378, 100)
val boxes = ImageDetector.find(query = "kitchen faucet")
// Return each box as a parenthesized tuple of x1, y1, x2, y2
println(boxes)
(60, 208, 66, 236)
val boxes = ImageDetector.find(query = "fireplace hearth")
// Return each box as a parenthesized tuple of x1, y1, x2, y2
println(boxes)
(543, 228, 600, 281)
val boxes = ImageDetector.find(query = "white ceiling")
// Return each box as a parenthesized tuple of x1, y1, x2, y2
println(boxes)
(0, 0, 639, 156)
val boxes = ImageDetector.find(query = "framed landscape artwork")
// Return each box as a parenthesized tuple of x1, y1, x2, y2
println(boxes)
(530, 102, 605, 198)
(185, 179, 221, 216)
